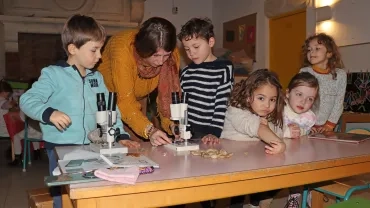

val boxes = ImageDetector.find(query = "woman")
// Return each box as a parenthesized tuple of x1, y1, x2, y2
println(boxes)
(99, 17, 180, 146)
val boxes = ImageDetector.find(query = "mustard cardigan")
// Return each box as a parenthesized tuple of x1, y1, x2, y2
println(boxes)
(98, 29, 180, 138)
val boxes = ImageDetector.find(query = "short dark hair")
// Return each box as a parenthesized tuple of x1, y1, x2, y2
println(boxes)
(0, 79, 13, 94)
(61, 14, 106, 54)
(178, 18, 214, 42)
(134, 17, 177, 58)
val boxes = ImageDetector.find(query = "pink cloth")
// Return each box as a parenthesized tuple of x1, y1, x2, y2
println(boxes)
(94, 167, 140, 184)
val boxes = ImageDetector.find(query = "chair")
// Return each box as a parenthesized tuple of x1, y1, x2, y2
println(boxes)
(22, 118, 44, 172)
(301, 129, 370, 208)
(3, 112, 24, 161)
(327, 198, 370, 208)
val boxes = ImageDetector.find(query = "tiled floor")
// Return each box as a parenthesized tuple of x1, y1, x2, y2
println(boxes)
(0, 139, 369, 208)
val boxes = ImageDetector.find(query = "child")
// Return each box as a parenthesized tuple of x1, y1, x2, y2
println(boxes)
(9, 79, 43, 166)
(20, 14, 139, 208)
(177, 17, 234, 143)
(283, 72, 319, 139)
(0, 80, 18, 137)
(221, 69, 285, 208)
(300, 33, 346, 133)
(283, 72, 319, 208)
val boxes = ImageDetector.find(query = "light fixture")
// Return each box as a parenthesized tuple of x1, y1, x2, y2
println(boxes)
(316, 6, 332, 22)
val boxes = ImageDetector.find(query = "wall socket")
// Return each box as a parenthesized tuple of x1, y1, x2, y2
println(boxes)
(172, 7, 178, 14)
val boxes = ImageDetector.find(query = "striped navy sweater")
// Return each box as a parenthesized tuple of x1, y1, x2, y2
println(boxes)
(180, 59, 234, 138)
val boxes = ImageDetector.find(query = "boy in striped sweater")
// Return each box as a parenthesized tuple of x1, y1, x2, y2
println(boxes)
(178, 18, 234, 144)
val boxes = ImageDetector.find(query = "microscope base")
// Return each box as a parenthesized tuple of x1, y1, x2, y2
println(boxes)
(165, 141, 199, 152)
(89, 143, 128, 154)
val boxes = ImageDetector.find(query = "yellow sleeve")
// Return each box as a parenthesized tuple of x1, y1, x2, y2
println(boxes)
(157, 47, 181, 135)
(109, 36, 151, 139)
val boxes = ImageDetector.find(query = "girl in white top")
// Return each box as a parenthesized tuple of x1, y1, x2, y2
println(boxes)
(221, 69, 285, 208)
(221, 69, 286, 153)
(300, 33, 346, 133)
(0, 80, 16, 137)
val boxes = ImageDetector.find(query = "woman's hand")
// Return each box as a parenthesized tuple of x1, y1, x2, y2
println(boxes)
(119, 140, 141, 148)
(201, 134, 220, 144)
(149, 128, 172, 146)
(265, 140, 286, 154)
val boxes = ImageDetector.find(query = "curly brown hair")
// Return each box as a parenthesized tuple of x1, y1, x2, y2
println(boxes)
(229, 69, 284, 128)
(177, 17, 214, 42)
(302, 33, 344, 80)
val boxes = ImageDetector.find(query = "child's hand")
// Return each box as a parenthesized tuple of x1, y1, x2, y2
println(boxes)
(288, 123, 301, 139)
(310, 126, 333, 134)
(9, 100, 17, 107)
(201, 134, 220, 144)
(50, 111, 71, 131)
(322, 125, 334, 132)
(265, 140, 286, 154)
(260, 117, 268, 125)
(119, 140, 140, 148)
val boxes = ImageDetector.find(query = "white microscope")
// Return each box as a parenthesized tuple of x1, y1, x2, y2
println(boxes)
(89, 92, 128, 154)
(165, 92, 199, 151)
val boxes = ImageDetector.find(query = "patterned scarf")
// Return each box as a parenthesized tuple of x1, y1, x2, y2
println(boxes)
(134, 51, 180, 119)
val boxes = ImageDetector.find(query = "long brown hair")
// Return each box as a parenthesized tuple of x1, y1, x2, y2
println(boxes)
(302, 33, 344, 79)
(229, 69, 284, 128)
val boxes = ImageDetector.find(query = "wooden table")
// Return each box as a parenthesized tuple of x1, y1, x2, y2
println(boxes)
(56, 138, 370, 208)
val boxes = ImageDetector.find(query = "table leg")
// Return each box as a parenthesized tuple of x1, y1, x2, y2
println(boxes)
(311, 190, 324, 208)
(11, 140, 15, 161)
(62, 187, 74, 208)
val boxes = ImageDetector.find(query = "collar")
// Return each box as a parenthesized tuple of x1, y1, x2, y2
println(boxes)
(312, 65, 330, 74)
(55, 60, 96, 76)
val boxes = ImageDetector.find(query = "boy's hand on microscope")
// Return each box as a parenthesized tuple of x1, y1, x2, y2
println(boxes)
(264, 140, 286, 154)
(119, 140, 140, 148)
(149, 129, 172, 146)
(50, 111, 71, 131)
(201, 134, 220, 145)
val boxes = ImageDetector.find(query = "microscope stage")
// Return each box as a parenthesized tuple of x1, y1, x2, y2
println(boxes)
(165, 141, 199, 152)
(90, 143, 128, 154)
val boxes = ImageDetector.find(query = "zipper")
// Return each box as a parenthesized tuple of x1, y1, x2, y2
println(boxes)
(82, 77, 87, 144)
(74, 66, 94, 145)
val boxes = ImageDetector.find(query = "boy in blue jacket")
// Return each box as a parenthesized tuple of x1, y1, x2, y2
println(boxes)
(20, 14, 139, 208)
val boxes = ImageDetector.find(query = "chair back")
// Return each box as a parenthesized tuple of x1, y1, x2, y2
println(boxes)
(347, 129, 370, 135)
(3, 112, 24, 141)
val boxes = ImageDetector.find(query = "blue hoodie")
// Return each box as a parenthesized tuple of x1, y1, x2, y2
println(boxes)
(20, 61, 130, 147)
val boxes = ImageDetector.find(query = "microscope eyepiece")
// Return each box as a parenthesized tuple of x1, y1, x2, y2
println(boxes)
(172, 92, 180, 104)
(108, 92, 117, 111)
(97, 93, 106, 111)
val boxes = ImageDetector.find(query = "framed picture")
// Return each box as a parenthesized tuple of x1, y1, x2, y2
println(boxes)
(246, 26, 256, 43)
